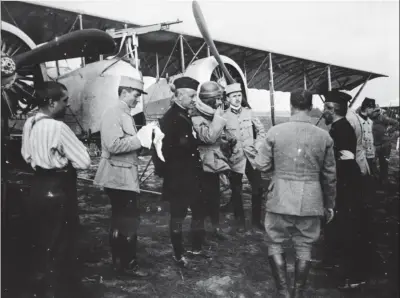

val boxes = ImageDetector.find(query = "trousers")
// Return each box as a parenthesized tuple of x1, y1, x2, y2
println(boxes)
(228, 160, 263, 223)
(375, 142, 391, 183)
(264, 211, 321, 260)
(23, 166, 78, 286)
(200, 171, 221, 227)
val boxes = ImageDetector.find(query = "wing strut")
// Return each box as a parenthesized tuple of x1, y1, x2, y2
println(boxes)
(269, 53, 275, 127)
(349, 74, 371, 108)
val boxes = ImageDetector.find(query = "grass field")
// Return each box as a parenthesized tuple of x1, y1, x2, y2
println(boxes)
(2, 115, 399, 298)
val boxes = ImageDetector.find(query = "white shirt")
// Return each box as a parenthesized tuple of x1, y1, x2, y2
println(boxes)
(21, 112, 91, 170)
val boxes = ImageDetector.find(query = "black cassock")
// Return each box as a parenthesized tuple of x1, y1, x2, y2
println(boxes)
(158, 103, 205, 258)
(159, 103, 203, 204)
(326, 117, 372, 283)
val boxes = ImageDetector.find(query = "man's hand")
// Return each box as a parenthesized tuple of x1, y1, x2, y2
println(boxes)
(324, 208, 335, 224)
(215, 106, 225, 118)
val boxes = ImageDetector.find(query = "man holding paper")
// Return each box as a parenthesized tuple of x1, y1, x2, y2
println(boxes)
(94, 76, 157, 277)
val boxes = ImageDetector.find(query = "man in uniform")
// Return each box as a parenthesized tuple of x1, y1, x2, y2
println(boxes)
(357, 97, 377, 176)
(160, 76, 209, 268)
(94, 76, 152, 277)
(21, 81, 91, 297)
(370, 106, 399, 186)
(191, 81, 231, 240)
(223, 83, 266, 231)
(346, 107, 370, 176)
(322, 90, 368, 289)
(255, 89, 336, 298)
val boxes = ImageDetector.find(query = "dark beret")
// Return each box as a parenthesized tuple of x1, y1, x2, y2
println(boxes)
(173, 76, 199, 91)
(361, 97, 376, 109)
(324, 90, 352, 106)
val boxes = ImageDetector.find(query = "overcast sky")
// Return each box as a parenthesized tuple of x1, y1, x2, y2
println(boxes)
(37, 0, 399, 111)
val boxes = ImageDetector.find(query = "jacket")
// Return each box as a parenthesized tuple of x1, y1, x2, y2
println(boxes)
(254, 113, 336, 217)
(346, 109, 370, 175)
(372, 114, 399, 146)
(223, 107, 266, 174)
(357, 112, 375, 159)
(94, 101, 142, 192)
(192, 112, 230, 173)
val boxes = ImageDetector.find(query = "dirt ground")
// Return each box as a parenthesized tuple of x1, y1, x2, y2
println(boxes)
(2, 143, 399, 298)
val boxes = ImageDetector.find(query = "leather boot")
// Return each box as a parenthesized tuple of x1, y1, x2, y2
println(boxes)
(268, 254, 290, 298)
(220, 199, 233, 213)
(292, 258, 312, 298)
(109, 230, 122, 270)
(251, 192, 264, 231)
(119, 235, 149, 278)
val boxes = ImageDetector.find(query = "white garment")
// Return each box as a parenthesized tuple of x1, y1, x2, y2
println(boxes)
(135, 122, 165, 161)
(339, 150, 355, 160)
(136, 124, 154, 149)
(152, 125, 165, 162)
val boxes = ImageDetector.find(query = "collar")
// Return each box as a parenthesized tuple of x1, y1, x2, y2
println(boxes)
(174, 100, 187, 111)
(358, 111, 369, 121)
(289, 112, 312, 123)
(230, 106, 242, 115)
(331, 117, 346, 127)
(172, 102, 189, 115)
(119, 100, 131, 114)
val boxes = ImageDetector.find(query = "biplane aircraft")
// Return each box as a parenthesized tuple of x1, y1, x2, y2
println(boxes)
(1, 1, 388, 216)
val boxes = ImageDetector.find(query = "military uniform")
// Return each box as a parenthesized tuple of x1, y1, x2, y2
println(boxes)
(346, 109, 370, 175)
(94, 76, 149, 276)
(372, 111, 399, 184)
(191, 83, 230, 234)
(223, 91, 266, 228)
(255, 103, 336, 298)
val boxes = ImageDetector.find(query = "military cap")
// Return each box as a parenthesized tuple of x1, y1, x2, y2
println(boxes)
(225, 83, 242, 95)
(173, 76, 199, 91)
(119, 76, 147, 94)
(324, 90, 352, 106)
(361, 97, 376, 109)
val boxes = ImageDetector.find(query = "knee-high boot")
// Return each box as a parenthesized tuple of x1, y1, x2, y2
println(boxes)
(268, 253, 290, 298)
(170, 219, 184, 259)
(109, 230, 122, 270)
(251, 190, 264, 231)
(292, 258, 311, 298)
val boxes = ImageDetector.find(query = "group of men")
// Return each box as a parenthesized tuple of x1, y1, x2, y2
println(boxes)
(19, 72, 397, 297)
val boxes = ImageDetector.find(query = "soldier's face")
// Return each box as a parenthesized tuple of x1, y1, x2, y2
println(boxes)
(124, 89, 142, 108)
(227, 92, 242, 108)
(178, 88, 197, 109)
(323, 103, 335, 125)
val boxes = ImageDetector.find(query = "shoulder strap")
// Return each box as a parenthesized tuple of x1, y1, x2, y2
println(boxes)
(29, 115, 53, 136)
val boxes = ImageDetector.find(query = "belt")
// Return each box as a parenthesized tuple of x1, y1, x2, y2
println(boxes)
(35, 165, 74, 175)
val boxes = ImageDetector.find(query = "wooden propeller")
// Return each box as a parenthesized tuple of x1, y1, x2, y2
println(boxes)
(192, 0, 236, 85)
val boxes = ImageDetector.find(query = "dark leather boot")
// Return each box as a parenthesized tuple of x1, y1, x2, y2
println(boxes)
(119, 235, 149, 278)
(213, 227, 228, 240)
(109, 230, 122, 270)
(220, 199, 233, 213)
(268, 254, 291, 298)
(251, 192, 264, 231)
(292, 258, 312, 298)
